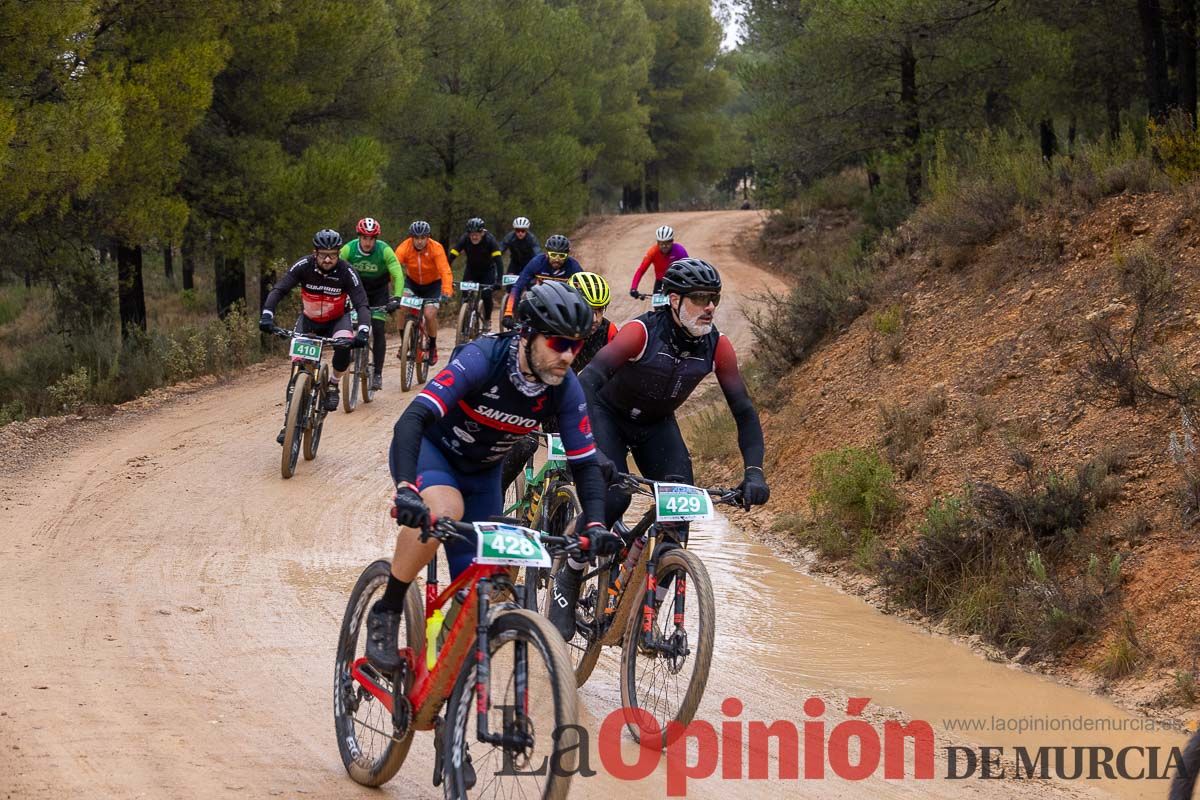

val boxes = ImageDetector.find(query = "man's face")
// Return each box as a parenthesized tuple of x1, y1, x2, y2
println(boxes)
(468, 231, 483, 245)
(515, 229, 527, 239)
(530, 333, 581, 385)
(412, 235, 429, 251)
(359, 235, 377, 253)
(657, 240, 673, 255)
(670, 291, 719, 336)
(547, 251, 568, 268)
(589, 308, 604, 334)
(314, 249, 340, 271)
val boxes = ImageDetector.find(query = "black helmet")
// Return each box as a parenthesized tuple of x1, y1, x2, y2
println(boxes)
(661, 257, 721, 295)
(544, 234, 570, 254)
(313, 228, 343, 250)
(465, 217, 485, 233)
(518, 281, 593, 338)
(409, 220, 431, 237)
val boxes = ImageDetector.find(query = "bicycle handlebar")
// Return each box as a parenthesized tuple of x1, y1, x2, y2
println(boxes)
(389, 508, 590, 556)
(269, 326, 362, 348)
(455, 282, 498, 291)
(612, 472, 743, 507)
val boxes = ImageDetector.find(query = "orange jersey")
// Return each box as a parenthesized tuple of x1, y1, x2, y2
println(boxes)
(394, 237, 454, 296)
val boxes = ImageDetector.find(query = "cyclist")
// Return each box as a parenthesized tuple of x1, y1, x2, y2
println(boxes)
(503, 234, 582, 326)
(258, 229, 371, 428)
(366, 281, 622, 672)
(498, 271, 617, 494)
(499, 216, 542, 276)
(549, 257, 770, 640)
(394, 220, 453, 365)
(448, 217, 503, 332)
(340, 217, 405, 391)
(629, 224, 688, 298)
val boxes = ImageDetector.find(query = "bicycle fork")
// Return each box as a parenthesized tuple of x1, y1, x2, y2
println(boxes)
(639, 529, 690, 658)
(473, 577, 535, 752)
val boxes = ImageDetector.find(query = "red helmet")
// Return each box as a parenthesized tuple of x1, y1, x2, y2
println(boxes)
(356, 217, 381, 237)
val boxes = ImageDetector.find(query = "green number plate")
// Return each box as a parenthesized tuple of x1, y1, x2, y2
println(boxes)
(400, 295, 423, 309)
(502, 274, 517, 287)
(289, 337, 323, 362)
(545, 433, 566, 465)
(654, 483, 714, 522)
(475, 522, 551, 567)
(651, 293, 669, 308)
(460, 281, 479, 291)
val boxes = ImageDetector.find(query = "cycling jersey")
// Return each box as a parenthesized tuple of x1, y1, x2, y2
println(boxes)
(394, 236, 453, 296)
(574, 318, 618, 373)
(499, 230, 542, 274)
(507, 253, 583, 308)
(340, 238, 405, 293)
(631, 242, 689, 293)
(449, 232, 503, 281)
(263, 255, 371, 325)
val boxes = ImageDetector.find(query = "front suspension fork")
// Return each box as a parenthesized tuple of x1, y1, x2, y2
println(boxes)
(473, 577, 534, 751)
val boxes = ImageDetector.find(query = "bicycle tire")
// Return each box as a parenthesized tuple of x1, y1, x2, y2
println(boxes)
(541, 554, 606, 688)
(441, 608, 579, 800)
(468, 299, 484, 340)
(416, 324, 430, 384)
(619, 547, 715, 749)
(455, 298, 471, 346)
(280, 370, 312, 479)
(400, 318, 417, 392)
(342, 349, 361, 413)
(333, 560, 425, 787)
(304, 364, 328, 461)
(360, 342, 375, 403)
(1170, 728, 1200, 799)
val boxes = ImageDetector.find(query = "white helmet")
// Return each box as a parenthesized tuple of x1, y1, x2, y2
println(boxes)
(655, 225, 674, 242)
(512, 216, 531, 230)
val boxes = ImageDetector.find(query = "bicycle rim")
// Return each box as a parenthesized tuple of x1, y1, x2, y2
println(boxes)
(442, 609, 578, 800)
(416, 326, 430, 383)
(619, 547, 715, 749)
(303, 365, 327, 461)
(280, 371, 311, 479)
(456, 301, 470, 345)
(333, 560, 424, 786)
(342, 357, 359, 413)
(400, 319, 416, 392)
(360, 345, 374, 403)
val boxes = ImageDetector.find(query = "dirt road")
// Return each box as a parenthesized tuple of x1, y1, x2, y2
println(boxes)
(0, 211, 1167, 799)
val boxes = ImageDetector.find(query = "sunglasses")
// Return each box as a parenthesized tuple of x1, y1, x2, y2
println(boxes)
(546, 251, 569, 259)
(685, 291, 721, 307)
(315, 250, 340, 262)
(544, 335, 585, 354)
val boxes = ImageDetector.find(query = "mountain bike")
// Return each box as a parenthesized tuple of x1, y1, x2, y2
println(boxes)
(342, 300, 401, 412)
(269, 326, 360, 479)
(455, 281, 496, 345)
(541, 473, 742, 749)
(396, 292, 438, 392)
(1170, 727, 1200, 798)
(333, 514, 592, 798)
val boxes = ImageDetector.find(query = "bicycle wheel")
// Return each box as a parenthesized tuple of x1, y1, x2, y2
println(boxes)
(280, 371, 311, 479)
(360, 340, 375, 403)
(456, 298, 471, 346)
(1170, 728, 1200, 799)
(334, 560, 425, 787)
(416, 324, 430, 384)
(441, 609, 579, 800)
(304, 364, 328, 461)
(468, 299, 484, 340)
(541, 553, 606, 687)
(399, 318, 417, 392)
(619, 547, 715, 749)
(342, 349, 361, 413)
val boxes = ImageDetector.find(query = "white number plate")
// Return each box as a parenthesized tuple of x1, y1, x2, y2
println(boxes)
(502, 274, 518, 287)
(654, 483, 714, 522)
(400, 295, 423, 309)
(651, 293, 669, 308)
(545, 433, 566, 464)
(460, 281, 479, 291)
(475, 522, 551, 567)
(289, 337, 323, 363)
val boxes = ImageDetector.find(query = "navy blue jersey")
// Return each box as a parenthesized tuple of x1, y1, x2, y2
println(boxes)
(412, 335, 597, 472)
(508, 253, 583, 307)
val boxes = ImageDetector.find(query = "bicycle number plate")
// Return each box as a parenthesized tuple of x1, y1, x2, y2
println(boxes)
(654, 483, 714, 522)
(502, 274, 518, 287)
(474, 522, 551, 567)
(460, 281, 479, 291)
(289, 337, 323, 363)
(651, 293, 669, 308)
(400, 294, 423, 309)
(545, 433, 566, 465)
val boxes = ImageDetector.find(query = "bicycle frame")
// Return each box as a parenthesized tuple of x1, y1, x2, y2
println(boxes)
(504, 435, 573, 523)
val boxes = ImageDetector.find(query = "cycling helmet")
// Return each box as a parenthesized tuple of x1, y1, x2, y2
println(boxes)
(518, 281, 593, 338)
(661, 257, 721, 295)
(465, 217, 485, 233)
(569, 272, 611, 309)
(409, 220, 431, 237)
(512, 216, 531, 230)
(544, 234, 571, 254)
(655, 225, 674, 242)
(313, 228, 343, 249)
(356, 217, 381, 237)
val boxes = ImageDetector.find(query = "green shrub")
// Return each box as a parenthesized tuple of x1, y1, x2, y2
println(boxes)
(47, 366, 91, 412)
(0, 285, 28, 326)
(1094, 633, 1140, 679)
(1151, 110, 1200, 184)
(809, 447, 899, 529)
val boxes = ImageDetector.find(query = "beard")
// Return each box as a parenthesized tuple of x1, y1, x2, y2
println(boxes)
(530, 345, 567, 386)
(677, 301, 713, 337)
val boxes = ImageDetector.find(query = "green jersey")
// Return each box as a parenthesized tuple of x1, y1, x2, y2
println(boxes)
(341, 238, 405, 320)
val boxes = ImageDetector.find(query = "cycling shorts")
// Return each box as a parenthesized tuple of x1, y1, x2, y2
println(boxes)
(415, 436, 503, 579)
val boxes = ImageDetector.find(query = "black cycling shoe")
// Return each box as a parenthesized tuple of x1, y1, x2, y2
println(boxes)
(323, 383, 340, 412)
(276, 428, 285, 445)
(366, 600, 403, 672)
(462, 747, 476, 790)
(549, 566, 583, 641)
(370, 373, 383, 391)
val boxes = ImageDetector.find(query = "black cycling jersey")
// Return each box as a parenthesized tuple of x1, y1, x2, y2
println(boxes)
(500, 230, 542, 274)
(450, 232, 503, 283)
(263, 255, 371, 326)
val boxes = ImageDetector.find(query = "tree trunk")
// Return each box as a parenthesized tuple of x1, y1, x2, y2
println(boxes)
(1039, 119, 1058, 162)
(1139, 0, 1172, 120)
(1105, 83, 1122, 140)
(900, 40, 922, 204)
(214, 247, 246, 318)
(24, 271, 31, 289)
(258, 256, 276, 313)
(163, 244, 174, 282)
(1067, 116, 1078, 158)
(1180, 0, 1198, 124)
(117, 243, 147, 338)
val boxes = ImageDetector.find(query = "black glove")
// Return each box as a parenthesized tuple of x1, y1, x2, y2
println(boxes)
(581, 522, 623, 556)
(258, 311, 274, 332)
(393, 485, 431, 528)
(737, 466, 770, 509)
(354, 326, 370, 347)
(501, 314, 516, 330)
(386, 296, 402, 313)
(594, 451, 619, 486)
(439, 293, 451, 304)
(629, 288, 640, 299)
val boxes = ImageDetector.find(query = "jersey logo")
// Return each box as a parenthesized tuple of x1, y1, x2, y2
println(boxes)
(579, 415, 592, 436)
(483, 385, 500, 399)
(433, 369, 455, 387)
(475, 405, 537, 428)
(452, 426, 476, 443)
(531, 395, 546, 413)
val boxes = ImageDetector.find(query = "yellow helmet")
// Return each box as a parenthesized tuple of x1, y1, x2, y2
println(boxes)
(568, 271, 611, 309)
